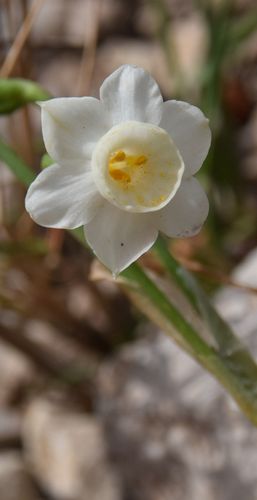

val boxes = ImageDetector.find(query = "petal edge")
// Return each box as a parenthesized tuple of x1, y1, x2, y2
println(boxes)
(41, 97, 111, 165)
(25, 163, 103, 229)
(153, 177, 209, 238)
(160, 100, 211, 177)
(100, 65, 163, 126)
(84, 201, 158, 274)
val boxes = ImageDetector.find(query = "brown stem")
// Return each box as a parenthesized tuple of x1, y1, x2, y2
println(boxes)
(0, 0, 45, 77)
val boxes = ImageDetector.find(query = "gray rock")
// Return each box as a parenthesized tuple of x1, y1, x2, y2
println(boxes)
(96, 248, 257, 500)
(22, 396, 121, 500)
(0, 410, 21, 447)
(0, 452, 42, 500)
(0, 339, 34, 406)
(31, 0, 129, 46)
(215, 247, 257, 349)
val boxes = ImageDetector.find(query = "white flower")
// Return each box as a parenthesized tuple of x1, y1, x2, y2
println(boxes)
(25, 65, 211, 274)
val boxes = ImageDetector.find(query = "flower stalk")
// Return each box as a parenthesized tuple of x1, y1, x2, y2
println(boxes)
(122, 261, 257, 426)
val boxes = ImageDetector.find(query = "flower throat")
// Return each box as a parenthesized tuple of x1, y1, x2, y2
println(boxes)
(108, 150, 148, 185)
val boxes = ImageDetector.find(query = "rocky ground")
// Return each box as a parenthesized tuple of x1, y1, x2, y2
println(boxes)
(0, 250, 257, 499)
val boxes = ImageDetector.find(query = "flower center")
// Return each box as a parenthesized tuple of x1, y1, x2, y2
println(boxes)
(108, 150, 147, 184)
(92, 121, 184, 213)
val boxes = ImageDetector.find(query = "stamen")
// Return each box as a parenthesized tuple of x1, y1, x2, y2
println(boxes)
(110, 170, 131, 182)
(133, 155, 147, 166)
(109, 150, 126, 163)
(108, 150, 148, 184)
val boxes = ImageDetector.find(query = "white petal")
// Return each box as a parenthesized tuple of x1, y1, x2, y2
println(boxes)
(40, 97, 111, 165)
(153, 177, 209, 238)
(84, 201, 158, 274)
(160, 100, 211, 177)
(25, 163, 103, 229)
(100, 65, 163, 126)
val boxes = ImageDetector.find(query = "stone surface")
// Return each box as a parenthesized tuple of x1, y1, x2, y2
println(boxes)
(31, 0, 96, 46)
(37, 53, 81, 97)
(0, 338, 34, 406)
(0, 452, 42, 500)
(96, 248, 257, 500)
(170, 15, 207, 88)
(31, 0, 129, 46)
(22, 397, 120, 500)
(0, 410, 21, 447)
(214, 247, 257, 349)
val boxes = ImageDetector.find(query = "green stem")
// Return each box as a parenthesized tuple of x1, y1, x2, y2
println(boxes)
(154, 236, 200, 310)
(0, 138, 35, 186)
(153, 236, 244, 353)
(122, 262, 257, 425)
(123, 262, 212, 357)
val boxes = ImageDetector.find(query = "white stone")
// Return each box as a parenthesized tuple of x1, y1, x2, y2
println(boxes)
(22, 397, 120, 500)
(0, 340, 34, 405)
(0, 452, 41, 500)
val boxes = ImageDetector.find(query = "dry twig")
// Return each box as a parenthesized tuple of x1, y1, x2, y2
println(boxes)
(0, 0, 45, 78)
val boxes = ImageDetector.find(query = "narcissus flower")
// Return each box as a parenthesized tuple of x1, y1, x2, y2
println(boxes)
(25, 65, 211, 274)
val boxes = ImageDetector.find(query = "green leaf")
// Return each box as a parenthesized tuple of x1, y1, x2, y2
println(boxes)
(228, 12, 257, 50)
(0, 238, 47, 256)
(0, 138, 35, 186)
(41, 153, 54, 169)
(154, 237, 245, 354)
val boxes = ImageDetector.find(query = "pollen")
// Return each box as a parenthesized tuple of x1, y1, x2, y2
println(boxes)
(109, 150, 126, 163)
(110, 169, 131, 182)
(132, 155, 147, 166)
(108, 150, 148, 186)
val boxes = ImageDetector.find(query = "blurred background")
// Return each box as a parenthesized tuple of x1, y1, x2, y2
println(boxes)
(0, 0, 257, 499)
